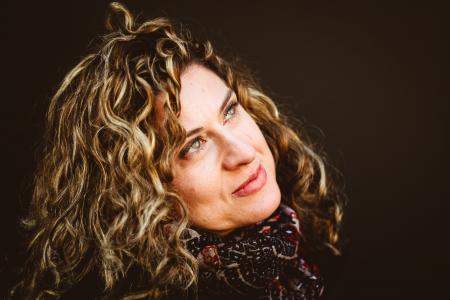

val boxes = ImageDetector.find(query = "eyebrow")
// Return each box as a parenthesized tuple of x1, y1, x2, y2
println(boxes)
(185, 88, 233, 138)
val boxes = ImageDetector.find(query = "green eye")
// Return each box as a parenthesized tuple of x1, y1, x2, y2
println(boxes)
(190, 139, 201, 151)
(224, 101, 238, 121)
(179, 100, 239, 159)
(179, 137, 203, 158)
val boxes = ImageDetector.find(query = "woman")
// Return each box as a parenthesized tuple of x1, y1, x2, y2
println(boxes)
(13, 2, 345, 299)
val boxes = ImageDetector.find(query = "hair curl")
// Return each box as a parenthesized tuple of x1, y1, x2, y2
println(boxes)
(13, 2, 346, 299)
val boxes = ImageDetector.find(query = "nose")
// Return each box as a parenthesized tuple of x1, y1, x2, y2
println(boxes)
(221, 130, 256, 170)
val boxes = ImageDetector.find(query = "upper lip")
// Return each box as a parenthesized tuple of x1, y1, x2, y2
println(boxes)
(232, 164, 261, 194)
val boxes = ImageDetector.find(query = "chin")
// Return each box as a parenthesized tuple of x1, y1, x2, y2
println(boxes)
(247, 184, 281, 224)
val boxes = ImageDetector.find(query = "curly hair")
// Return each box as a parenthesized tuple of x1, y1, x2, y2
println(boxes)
(14, 2, 345, 299)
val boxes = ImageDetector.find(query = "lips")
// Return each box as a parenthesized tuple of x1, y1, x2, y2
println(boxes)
(232, 164, 267, 197)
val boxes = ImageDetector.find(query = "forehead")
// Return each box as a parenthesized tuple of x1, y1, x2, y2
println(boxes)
(178, 64, 229, 128)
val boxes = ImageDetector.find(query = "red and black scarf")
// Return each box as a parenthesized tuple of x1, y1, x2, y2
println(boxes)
(179, 204, 324, 299)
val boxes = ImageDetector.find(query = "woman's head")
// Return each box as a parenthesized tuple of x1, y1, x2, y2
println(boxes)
(17, 2, 344, 299)
(171, 63, 281, 236)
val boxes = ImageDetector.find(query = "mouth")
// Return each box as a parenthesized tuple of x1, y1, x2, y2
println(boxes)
(232, 164, 267, 197)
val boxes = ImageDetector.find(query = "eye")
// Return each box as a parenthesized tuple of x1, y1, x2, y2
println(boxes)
(178, 99, 239, 159)
(179, 136, 205, 158)
(224, 100, 238, 122)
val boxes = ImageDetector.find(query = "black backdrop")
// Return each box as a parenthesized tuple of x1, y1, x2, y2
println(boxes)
(1, 1, 449, 299)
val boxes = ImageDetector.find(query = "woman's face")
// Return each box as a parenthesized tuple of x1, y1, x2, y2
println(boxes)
(171, 64, 281, 236)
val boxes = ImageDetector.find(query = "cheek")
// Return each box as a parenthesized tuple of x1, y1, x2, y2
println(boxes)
(172, 171, 197, 198)
(172, 163, 219, 208)
(242, 115, 270, 150)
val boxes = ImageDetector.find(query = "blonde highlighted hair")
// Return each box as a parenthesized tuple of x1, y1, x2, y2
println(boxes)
(14, 2, 346, 299)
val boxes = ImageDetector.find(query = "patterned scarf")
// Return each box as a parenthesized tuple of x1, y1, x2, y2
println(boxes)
(174, 204, 324, 299)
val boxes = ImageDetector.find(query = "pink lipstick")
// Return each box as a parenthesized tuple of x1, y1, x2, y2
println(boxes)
(232, 165, 267, 197)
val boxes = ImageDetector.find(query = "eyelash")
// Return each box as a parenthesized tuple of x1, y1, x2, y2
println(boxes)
(179, 100, 239, 158)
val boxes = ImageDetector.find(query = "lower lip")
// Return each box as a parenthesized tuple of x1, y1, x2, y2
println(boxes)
(233, 165, 267, 197)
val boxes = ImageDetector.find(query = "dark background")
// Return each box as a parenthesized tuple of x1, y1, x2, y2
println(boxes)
(1, 0, 449, 299)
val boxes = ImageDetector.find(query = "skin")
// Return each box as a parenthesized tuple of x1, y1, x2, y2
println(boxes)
(171, 64, 281, 236)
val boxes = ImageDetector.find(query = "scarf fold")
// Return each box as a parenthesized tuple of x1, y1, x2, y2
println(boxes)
(176, 204, 324, 299)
